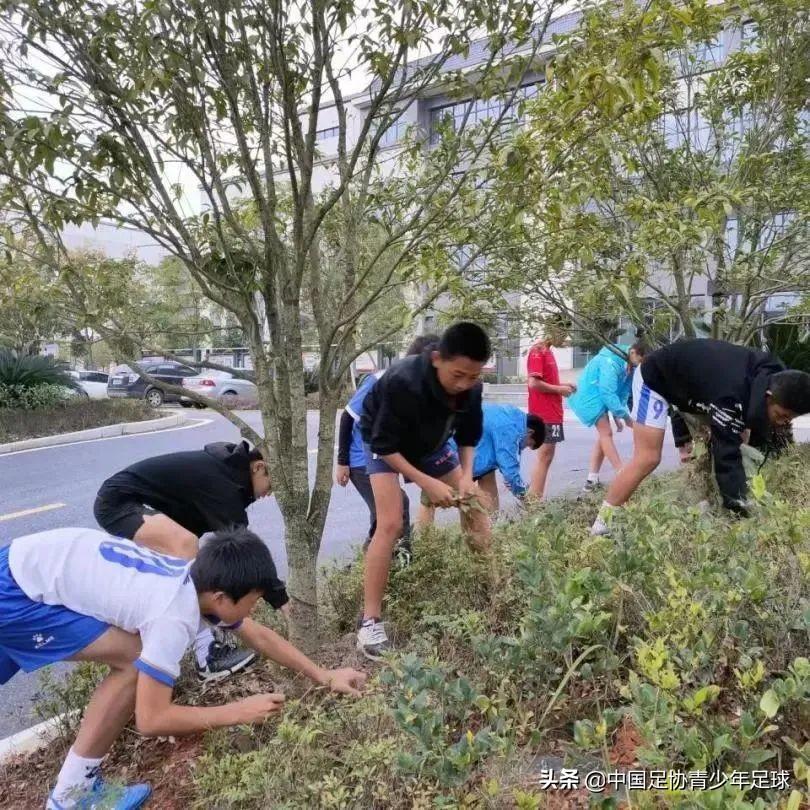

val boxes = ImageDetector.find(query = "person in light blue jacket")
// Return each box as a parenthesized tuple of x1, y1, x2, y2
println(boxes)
(568, 342, 646, 492)
(419, 403, 545, 524)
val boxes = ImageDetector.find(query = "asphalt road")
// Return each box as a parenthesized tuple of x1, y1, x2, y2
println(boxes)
(5, 405, 789, 738)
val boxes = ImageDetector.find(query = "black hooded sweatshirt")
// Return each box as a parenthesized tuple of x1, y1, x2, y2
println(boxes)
(359, 352, 484, 464)
(641, 339, 785, 511)
(98, 441, 259, 537)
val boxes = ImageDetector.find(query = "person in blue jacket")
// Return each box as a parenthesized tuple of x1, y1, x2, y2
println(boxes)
(568, 342, 646, 492)
(419, 403, 545, 524)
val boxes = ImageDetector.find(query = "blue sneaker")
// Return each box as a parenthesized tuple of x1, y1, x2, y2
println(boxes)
(47, 778, 152, 809)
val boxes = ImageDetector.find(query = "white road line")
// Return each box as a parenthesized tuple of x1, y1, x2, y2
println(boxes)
(0, 503, 66, 522)
(0, 418, 214, 459)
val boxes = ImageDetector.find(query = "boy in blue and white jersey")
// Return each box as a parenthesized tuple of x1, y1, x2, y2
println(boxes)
(0, 527, 365, 809)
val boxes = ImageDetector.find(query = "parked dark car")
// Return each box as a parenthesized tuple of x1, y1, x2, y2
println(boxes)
(107, 362, 199, 407)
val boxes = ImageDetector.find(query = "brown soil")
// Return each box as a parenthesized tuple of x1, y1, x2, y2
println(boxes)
(608, 717, 642, 768)
(0, 636, 373, 808)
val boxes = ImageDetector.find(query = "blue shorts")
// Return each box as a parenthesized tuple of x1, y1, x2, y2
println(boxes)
(364, 441, 460, 478)
(0, 546, 109, 684)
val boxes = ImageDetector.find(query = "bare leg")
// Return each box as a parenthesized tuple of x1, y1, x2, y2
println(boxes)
(439, 467, 492, 552)
(133, 513, 198, 560)
(416, 501, 436, 531)
(589, 439, 605, 477)
(362, 473, 405, 619)
(476, 471, 500, 513)
(528, 443, 556, 499)
(595, 415, 622, 472)
(67, 628, 142, 758)
(603, 423, 665, 507)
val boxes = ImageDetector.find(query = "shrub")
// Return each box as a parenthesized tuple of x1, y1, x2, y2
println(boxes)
(0, 382, 74, 409)
(0, 398, 156, 443)
(0, 349, 79, 390)
(24, 444, 808, 808)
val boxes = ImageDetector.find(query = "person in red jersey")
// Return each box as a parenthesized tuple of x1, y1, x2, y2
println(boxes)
(526, 325, 576, 499)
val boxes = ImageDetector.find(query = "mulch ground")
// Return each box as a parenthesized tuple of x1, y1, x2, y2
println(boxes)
(0, 636, 371, 809)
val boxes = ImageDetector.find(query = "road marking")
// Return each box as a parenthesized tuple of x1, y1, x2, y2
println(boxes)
(0, 503, 66, 522)
(0, 418, 213, 459)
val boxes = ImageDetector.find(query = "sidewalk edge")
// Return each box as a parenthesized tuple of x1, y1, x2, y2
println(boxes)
(0, 712, 74, 763)
(0, 413, 185, 455)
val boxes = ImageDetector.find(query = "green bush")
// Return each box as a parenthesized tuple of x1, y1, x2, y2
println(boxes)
(191, 445, 810, 808)
(0, 349, 79, 390)
(0, 398, 156, 443)
(0, 382, 73, 409)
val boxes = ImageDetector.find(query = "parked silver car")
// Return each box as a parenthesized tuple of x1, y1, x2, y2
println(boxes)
(67, 370, 110, 399)
(181, 369, 258, 408)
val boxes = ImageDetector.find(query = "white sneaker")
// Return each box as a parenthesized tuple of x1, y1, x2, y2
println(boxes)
(356, 618, 390, 660)
(590, 517, 611, 536)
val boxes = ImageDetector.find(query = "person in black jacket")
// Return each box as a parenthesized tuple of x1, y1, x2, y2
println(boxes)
(94, 441, 286, 680)
(356, 322, 493, 659)
(591, 338, 810, 535)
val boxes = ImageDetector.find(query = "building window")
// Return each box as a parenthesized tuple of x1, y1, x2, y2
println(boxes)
(677, 34, 724, 75)
(692, 34, 724, 68)
(429, 82, 542, 145)
(316, 125, 340, 141)
(661, 110, 713, 152)
(453, 244, 487, 282)
(741, 20, 759, 52)
(376, 119, 411, 148)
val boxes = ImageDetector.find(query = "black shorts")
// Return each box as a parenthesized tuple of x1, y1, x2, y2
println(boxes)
(544, 423, 565, 444)
(93, 489, 156, 540)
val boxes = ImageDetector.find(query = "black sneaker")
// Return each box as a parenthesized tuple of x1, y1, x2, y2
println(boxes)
(356, 617, 391, 661)
(197, 640, 257, 682)
(582, 479, 602, 493)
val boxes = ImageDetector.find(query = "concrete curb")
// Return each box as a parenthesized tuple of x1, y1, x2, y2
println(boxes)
(0, 413, 186, 455)
(0, 712, 73, 763)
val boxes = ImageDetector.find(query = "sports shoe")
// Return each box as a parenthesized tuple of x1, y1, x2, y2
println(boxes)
(47, 778, 152, 809)
(357, 617, 391, 660)
(582, 479, 601, 493)
(393, 537, 413, 568)
(590, 517, 611, 536)
(197, 639, 257, 682)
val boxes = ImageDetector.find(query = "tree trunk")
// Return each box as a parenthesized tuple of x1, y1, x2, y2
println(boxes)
(284, 513, 320, 652)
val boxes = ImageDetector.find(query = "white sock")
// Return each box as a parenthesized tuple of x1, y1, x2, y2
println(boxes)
(194, 627, 216, 667)
(587, 472, 600, 483)
(51, 748, 103, 806)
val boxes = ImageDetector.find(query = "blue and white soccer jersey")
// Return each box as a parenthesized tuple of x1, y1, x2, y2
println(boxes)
(345, 371, 385, 469)
(1, 528, 202, 688)
(631, 365, 669, 430)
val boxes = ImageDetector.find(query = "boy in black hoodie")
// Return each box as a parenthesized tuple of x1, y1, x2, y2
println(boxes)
(591, 338, 810, 535)
(94, 441, 284, 680)
(356, 322, 493, 659)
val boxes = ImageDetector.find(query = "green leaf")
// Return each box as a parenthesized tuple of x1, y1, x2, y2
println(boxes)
(744, 747, 776, 765)
(759, 689, 779, 719)
(750, 474, 767, 500)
